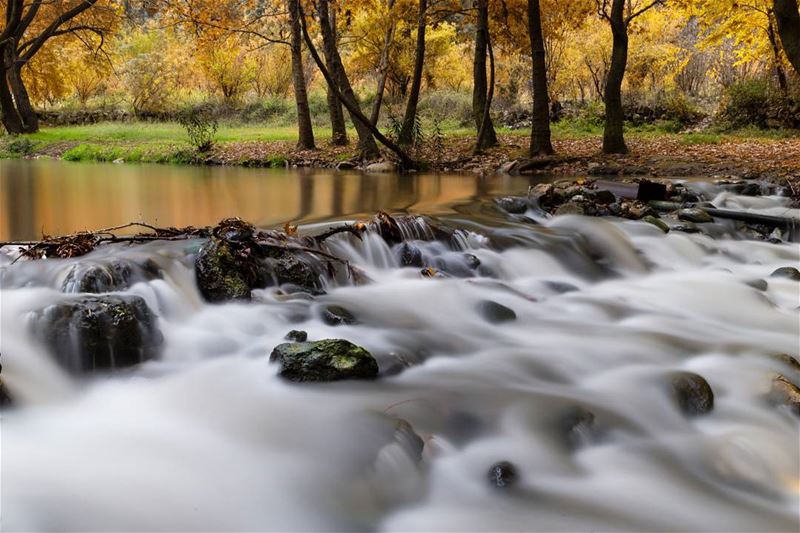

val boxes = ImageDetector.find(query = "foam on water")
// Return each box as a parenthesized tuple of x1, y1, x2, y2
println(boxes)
(1, 190, 799, 532)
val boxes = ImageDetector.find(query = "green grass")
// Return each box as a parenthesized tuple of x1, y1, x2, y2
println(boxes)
(26, 122, 341, 143)
(2, 119, 797, 166)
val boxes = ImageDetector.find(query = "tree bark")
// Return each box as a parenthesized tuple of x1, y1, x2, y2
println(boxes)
(472, 0, 498, 149)
(774, 0, 800, 76)
(398, 0, 427, 145)
(316, 0, 380, 159)
(768, 13, 789, 94)
(370, 0, 397, 126)
(527, 0, 554, 156)
(322, 5, 349, 146)
(7, 64, 38, 133)
(288, 0, 315, 149)
(0, 46, 24, 134)
(603, 0, 629, 154)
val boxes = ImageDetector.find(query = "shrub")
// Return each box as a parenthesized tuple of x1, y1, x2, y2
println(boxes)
(418, 90, 473, 126)
(6, 136, 37, 155)
(178, 108, 218, 152)
(718, 79, 800, 129)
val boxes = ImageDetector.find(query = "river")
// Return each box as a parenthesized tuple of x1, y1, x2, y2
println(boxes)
(1, 160, 799, 531)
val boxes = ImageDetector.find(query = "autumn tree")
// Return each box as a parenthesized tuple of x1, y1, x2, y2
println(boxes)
(597, 0, 665, 154)
(1, 0, 113, 133)
(473, 0, 498, 149)
(398, 0, 427, 145)
(528, 0, 553, 155)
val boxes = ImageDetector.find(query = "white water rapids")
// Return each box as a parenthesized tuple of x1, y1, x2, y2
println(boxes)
(1, 186, 799, 532)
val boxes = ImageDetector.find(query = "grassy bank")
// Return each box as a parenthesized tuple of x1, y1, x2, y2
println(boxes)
(1, 120, 798, 174)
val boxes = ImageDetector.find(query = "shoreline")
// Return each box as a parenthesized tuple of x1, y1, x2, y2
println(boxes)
(2, 131, 799, 195)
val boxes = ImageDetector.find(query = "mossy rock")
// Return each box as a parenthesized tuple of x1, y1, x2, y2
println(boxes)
(270, 339, 379, 382)
(195, 237, 254, 302)
(33, 295, 163, 373)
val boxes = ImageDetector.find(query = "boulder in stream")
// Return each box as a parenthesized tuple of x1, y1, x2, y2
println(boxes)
(270, 339, 379, 382)
(487, 461, 519, 489)
(671, 372, 714, 416)
(195, 219, 322, 302)
(61, 259, 162, 293)
(770, 267, 800, 281)
(768, 375, 800, 416)
(33, 295, 163, 373)
(476, 300, 517, 323)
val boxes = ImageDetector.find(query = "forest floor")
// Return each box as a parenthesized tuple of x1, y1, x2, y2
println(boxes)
(1, 122, 799, 187)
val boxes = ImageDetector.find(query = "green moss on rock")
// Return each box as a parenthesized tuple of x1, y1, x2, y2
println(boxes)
(270, 339, 379, 382)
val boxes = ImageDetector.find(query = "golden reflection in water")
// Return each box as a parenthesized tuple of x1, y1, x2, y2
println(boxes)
(0, 160, 535, 241)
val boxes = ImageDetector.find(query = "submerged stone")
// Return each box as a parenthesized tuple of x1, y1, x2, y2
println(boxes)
(671, 372, 714, 416)
(494, 196, 529, 215)
(487, 461, 519, 489)
(285, 330, 308, 342)
(322, 305, 358, 326)
(476, 300, 517, 324)
(770, 267, 800, 281)
(744, 279, 768, 291)
(270, 339, 379, 382)
(398, 243, 424, 268)
(61, 260, 161, 293)
(33, 295, 163, 374)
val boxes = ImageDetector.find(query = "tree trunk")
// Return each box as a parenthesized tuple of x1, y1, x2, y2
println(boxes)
(472, 0, 498, 149)
(299, 3, 417, 169)
(398, 0, 427, 145)
(603, 0, 629, 155)
(317, 0, 379, 158)
(768, 14, 790, 94)
(774, 0, 800, 76)
(0, 46, 23, 134)
(322, 5, 349, 146)
(288, 0, 315, 149)
(527, 0, 553, 156)
(370, 1, 397, 126)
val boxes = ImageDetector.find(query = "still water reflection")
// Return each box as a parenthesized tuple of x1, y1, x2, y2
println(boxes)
(0, 159, 543, 240)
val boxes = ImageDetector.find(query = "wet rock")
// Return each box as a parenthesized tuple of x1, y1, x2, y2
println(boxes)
(677, 208, 713, 224)
(671, 372, 714, 416)
(321, 305, 358, 326)
(0, 363, 11, 408)
(269, 339, 379, 382)
(768, 375, 800, 416)
(285, 330, 308, 342)
(770, 267, 800, 281)
(771, 353, 800, 373)
(195, 220, 322, 302)
(674, 221, 700, 234)
(268, 253, 322, 294)
(546, 281, 579, 294)
(487, 461, 519, 489)
(392, 418, 425, 463)
(61, 259, 162, 293)
(744, 279, 768, 291)
(398, 243, 424, 267)
(494, 196, 529, 215)
(195, 237, 256, 302)
(560, 406, 596, 449)
(464, 253, 481, 269)
(585, 189, 617, 205)
(554, 202, 585, 216)
(643, 215, 670, 233)
(588, 164, 623, 176)
(476, 300, 517, 323)
(365, 161, 397, 173)
(335, 160, 357, 170)
(33, 295, 163, 374)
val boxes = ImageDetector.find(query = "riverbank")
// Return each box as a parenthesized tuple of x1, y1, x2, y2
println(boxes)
(2, 122, 799, 184)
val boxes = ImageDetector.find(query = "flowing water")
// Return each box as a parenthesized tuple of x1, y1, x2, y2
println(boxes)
(1, 162, 799, 532)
